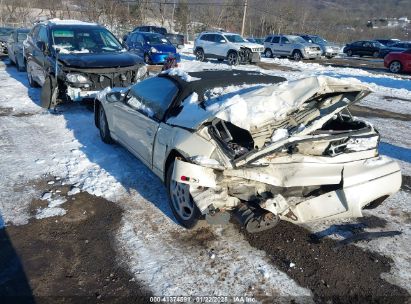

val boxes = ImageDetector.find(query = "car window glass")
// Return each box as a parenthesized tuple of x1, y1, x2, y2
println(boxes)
(17, 32, 28, 42)
(214, 34, 224, 42)
(38, 26, 48, 44)
(128, 77, 178, 120)
(272, 36, 280, 43)
(136, 34, 145, 44)
(281, 37, 289, 44)
(363, 42, 371, 47)
(264, 36, 271, 42)
(200, 34, 208, 41)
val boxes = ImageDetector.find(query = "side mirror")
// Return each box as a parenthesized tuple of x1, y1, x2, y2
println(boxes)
(106, 91, 124, 103)
(36, 41, 47, 53)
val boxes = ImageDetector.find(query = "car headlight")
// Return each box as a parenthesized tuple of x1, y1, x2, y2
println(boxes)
(66, 73, 90, 84)
(150, 47, 158, 53)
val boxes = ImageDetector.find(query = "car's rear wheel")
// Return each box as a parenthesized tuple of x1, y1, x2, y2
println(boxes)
(27, 61, 40, 88)
(292, 50, 303, 61)
(227, 51, 239, 65)
(98, 105, 113, 144)
(195, 48, 205, 62)
(347, 50, 353, 57)
(372, 51, 379, 58)
(166, 160, 201, 228)
(389, 61, 402, 73)
(264, 48, 273, 58)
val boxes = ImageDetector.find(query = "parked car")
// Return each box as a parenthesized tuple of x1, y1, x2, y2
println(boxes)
(194, 31, 264, 65)
(7, 28, 30, 71)
(132, 25, 167, 35)
(299, 34, 340, 58)
(0, 27, 14, 54)
(165, 33, 184, 48)
(378, 41, 411, 58)
(246, 37, 264, 45)
(375, 39, 401, 46)
(384, 50, 411, 73)
(126, 31, 180, 64)
(343, 40, 384, 57)
(95, 69, 401, 232)
(23, 19, 146, 109)
(264, 34, 322, 60)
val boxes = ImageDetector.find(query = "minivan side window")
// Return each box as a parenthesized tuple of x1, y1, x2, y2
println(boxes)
(272, 36, 280, 43)
(264, 36, 272, 43)
(214, 34, 224, 43)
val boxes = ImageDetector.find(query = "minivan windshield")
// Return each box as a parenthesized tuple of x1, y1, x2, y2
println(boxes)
(225, 34, 246, 43)
(51, 27, 123, 53)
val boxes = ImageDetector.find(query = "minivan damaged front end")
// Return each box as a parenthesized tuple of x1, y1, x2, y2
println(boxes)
(170, 76, 402, 232)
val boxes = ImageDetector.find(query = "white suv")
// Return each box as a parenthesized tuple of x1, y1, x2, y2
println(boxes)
(264, 34, 322, 60)
(194, 31, 264, 65)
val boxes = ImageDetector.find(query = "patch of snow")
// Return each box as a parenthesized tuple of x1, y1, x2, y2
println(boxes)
(35, 207, 66, 219)
(162, 68, 201, 82)
(67, 187, 80, 196)
(271, 128, 289, 142)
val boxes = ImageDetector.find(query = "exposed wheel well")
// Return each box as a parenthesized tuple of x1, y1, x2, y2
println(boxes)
(164, 149, 184, 182)
(195, 47, 204, 52)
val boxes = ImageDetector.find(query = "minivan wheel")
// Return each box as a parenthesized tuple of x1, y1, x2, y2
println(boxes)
(227, 51, 239, 65)
(264, 48, 273, 58)
(195, 48, 205, 62)
(98, 105, 113, 144)
(292, 50, 303, 61)
(389, 61, 402, 73)
(166, 160, 201, 228)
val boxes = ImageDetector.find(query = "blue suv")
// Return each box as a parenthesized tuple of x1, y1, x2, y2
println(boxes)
(126, 31, 180, 64)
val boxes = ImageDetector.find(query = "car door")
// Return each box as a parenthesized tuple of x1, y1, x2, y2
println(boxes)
(279, 36, 292, 56)
(112, 77, 179, 167)
(270, 36, 280, 56)
(361, 41, 372, 56)
(27, 25, 48, 86)
(6, 32, 15, 62)
(403, 50, 411, 70)
(204, 34, 217, 56)
(213, 34, 228, 57)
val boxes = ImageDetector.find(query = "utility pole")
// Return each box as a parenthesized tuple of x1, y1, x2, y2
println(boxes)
(241, 0, 248, 36)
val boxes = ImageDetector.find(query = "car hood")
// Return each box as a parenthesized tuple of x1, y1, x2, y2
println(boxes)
(58, 51, 143, 68)
(235, 42, 263, 49)
(149, 43, 176, 53)
(167, 75, 370, 133)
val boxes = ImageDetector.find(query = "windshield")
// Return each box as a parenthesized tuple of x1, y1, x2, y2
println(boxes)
(17, 32, 28, 42)
(309, 36, 326, 44)
(225, 34, 246, 43)
(289, 36, 308, 44)
(51, 27, 123, 54)
(145, 33, 171, 45)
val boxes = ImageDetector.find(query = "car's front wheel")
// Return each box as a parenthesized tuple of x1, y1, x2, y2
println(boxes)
(389, 61, 402, 73)
(195, 48, 205, 62)
(98, 105, 113, 144)
(166, 160, 201, 228)
(292, 50, 303, 61)
(347, 50, 353, 57)
(372, 51, 379, 58)
(227, 51, 239, 65)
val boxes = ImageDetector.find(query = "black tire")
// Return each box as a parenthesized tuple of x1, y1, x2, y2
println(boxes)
(227, 51, 239, 65)
(98, 105, 113, 144)
(389, 61, 402, 73)
(166, 160, 201, 229)
(347, 50, 353, 57)
(144, 53, 151, 64)
(217, 58, 224, 62)
(264, 48, 273, 58)
(292, 50, 303, 61)
(27, 61, 40, 88)
(372, 51, 379, 58)
(195, 48, 205, 62)
(325, 55, 333, 59)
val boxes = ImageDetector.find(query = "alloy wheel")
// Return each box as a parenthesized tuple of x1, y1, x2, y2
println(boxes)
(170, 180, 194, 220)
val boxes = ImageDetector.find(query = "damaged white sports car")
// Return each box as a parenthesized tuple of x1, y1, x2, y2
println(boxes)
(95, 69, 401, 232)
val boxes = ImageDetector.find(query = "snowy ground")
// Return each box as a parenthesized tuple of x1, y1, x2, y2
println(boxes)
(0, 53, 410, 301)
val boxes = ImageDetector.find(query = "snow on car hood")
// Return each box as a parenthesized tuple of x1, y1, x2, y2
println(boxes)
(236, 42, 263, 49)
(167, 76, 370, 132)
